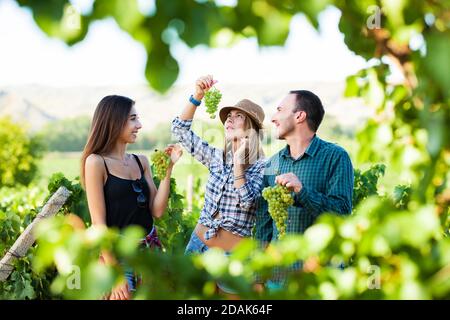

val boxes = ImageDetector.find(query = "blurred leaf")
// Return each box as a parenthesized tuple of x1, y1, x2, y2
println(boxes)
(93, 0, 144, 32)
(423, 30, 450, 99)
(304, 223, 334, 253)
(252, 1, 290, 45)
(145, 46, 179, 93)
(116, 226, 145, 257)
(17, 0, 89, 45)
(344, 75, 359, 97)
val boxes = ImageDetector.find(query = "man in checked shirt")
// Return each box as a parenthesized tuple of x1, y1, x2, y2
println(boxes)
(254, 90, 354, 292)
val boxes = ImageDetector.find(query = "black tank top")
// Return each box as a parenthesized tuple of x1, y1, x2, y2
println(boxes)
(102, 154, 153, 234)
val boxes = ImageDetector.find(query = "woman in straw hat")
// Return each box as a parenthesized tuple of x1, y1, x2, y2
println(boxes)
(171, 75, 266, 295)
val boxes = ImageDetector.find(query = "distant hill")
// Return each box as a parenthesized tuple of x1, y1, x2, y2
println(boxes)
(0, 83, 373, 132)
(0, 89, 56, 131)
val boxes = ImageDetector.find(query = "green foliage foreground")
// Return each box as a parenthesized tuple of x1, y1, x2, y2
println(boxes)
(2, 0, 449, 300)
(1, 169, 448, 300)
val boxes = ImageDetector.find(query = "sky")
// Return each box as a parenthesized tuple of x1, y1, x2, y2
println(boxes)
(0, 0, 369, 88)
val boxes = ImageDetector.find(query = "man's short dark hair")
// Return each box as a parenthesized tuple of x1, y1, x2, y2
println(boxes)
(290, 90, 324, 132)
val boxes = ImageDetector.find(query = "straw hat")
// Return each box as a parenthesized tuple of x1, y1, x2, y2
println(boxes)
(218, 99, 264, 129)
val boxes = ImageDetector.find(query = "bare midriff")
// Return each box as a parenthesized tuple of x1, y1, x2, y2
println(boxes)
(194, 223, 244, 252)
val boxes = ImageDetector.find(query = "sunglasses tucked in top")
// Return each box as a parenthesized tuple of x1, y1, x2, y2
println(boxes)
(101, 154, 153, 234)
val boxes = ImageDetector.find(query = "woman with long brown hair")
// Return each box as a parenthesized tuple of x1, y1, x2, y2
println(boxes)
(81, 95, 182, 300)
(171, 75, 266, 296)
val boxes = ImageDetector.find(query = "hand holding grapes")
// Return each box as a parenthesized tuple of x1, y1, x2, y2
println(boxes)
(194, 75, 222, 118)
(151, 144, 183, 180)
(275, 173, 303, 193)
(151, 144, 183, 179)
(165, 144, 183, 165)
(194, 75, 217, 100)
(262, 184, 294, 238)
(263, 173, 300, 238)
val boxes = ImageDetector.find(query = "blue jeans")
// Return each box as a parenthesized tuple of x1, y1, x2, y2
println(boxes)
(185, 231, 238, 295)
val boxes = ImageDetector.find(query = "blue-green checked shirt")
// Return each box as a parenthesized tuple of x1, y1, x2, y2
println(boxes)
(255, 134, 354, 245)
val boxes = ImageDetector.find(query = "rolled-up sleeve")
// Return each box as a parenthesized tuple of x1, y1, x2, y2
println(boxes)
(171, 117, 220, 169)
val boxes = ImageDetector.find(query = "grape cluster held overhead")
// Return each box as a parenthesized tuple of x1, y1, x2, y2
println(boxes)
(204, 88, 222, 119)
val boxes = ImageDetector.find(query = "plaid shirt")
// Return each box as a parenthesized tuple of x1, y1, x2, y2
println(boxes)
(255, 135, 354, 282)
(171, 117, 266, 240)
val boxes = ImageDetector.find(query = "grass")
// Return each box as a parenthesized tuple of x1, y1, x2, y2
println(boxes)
(39, 152, 81, 181)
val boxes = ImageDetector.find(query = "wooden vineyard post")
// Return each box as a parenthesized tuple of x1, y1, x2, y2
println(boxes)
(0, 186, 71, 281)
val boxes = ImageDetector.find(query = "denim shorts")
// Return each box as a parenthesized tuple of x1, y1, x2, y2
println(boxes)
(122, 226, 161, 292)
(185, 231, 238, 295)
(185, 230, 209, 255)
(124, 267, 140, 292)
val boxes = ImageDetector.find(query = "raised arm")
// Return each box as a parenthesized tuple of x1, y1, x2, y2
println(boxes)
(171, 75, 221, 168)
(180, 75, 216, 121)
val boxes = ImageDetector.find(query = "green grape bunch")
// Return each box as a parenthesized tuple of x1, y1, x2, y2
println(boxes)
(262, 184, 294, 239)
(151, 149, 170, 180)
(204, 87, 222, 119)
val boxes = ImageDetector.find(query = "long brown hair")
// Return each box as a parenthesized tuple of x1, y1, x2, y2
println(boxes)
(80, 95, 135, 187)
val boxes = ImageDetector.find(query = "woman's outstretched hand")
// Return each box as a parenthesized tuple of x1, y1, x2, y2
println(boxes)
(165, 144, 183, 165)
(194, 75, 217, 100)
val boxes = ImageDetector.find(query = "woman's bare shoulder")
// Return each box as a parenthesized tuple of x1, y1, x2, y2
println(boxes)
(85, 153, 105, 169)
(134, 154, 151, 172)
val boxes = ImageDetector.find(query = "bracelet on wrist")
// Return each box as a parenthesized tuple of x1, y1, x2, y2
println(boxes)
(189, 94, 201, 106)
